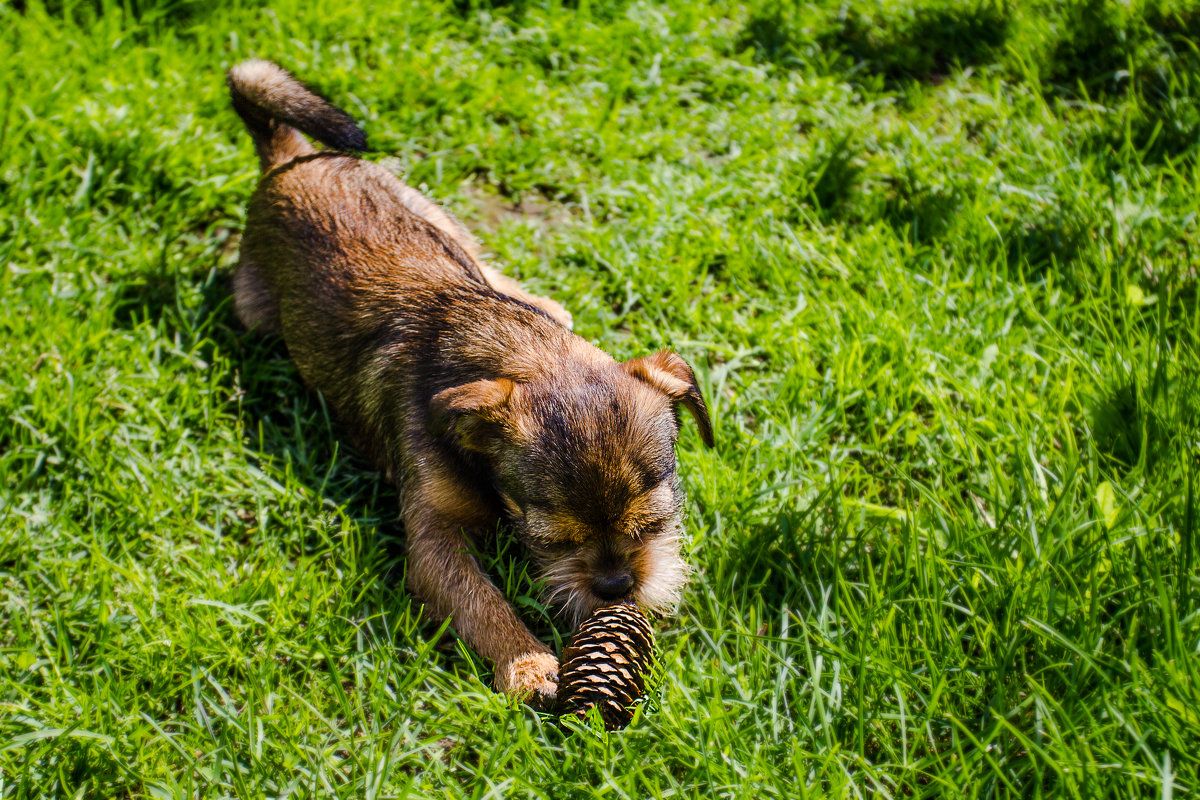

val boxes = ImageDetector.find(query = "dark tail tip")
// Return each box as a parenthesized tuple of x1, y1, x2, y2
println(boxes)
(322, 117, 368, 152)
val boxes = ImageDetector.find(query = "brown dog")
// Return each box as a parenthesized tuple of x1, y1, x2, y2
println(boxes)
(227, 60, 713, 706)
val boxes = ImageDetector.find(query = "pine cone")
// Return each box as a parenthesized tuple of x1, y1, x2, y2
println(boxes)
(556, 602, 656, 730)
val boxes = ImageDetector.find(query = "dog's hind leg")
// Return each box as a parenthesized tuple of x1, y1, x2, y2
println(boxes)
(232, 256, 281, 334)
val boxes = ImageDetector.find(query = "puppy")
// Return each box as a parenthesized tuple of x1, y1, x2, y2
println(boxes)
(226, 60, 714, 706)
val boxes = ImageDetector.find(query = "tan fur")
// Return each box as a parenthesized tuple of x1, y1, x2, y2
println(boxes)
(227, 61, 713, 706)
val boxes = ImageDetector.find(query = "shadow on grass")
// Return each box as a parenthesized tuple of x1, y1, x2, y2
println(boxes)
(1045, 0, 1200, 93)
(738, 0, 1012, 84)
(1079, 86, 1200, 165)
(18, 0, 267, 25)
(112, 260, 406, 572)
(710, 483, 854, 616)
(820, 1, 1011, 84)
(790, 134, 866, 224)
(880, 181, 966, 244)
(1091, 379, 1164, 470)
(446, 0, 634, 23)
(1003, 214, 1092, 279)
(1090, 350, 1199, 474)
(1043, 0, 1200, 162)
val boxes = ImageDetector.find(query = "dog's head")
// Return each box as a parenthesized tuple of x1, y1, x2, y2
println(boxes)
(430, 350, 713, 626)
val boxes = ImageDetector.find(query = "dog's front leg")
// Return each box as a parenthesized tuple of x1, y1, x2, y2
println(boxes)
(403, 501, 559, 706)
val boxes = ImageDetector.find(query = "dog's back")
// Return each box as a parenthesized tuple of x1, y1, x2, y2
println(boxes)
(228, 60, 485, 283)
(227, 60, 492, 330)
(226, 60, 576, 459)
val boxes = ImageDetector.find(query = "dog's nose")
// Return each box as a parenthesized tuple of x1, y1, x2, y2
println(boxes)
(591, 570, 635, 600)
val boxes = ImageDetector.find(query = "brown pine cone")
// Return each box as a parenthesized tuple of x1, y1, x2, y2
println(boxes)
(555, 602, 656, 730)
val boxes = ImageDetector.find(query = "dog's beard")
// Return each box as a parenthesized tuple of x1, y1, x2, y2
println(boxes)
(539, 521, 691, 629)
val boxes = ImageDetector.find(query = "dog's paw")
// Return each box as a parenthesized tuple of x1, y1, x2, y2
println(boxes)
(496, 651, 560, 708)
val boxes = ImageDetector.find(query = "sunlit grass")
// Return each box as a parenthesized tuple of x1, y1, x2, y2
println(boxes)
(2, 0, 1198, 796)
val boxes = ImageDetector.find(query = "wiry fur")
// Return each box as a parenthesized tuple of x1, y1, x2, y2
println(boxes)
(226, 60, 713, 706)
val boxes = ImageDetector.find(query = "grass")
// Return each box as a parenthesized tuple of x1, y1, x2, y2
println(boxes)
(2, 0, 1198, 796)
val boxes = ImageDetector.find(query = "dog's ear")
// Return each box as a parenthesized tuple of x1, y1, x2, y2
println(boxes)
(429, 379, 516, 453)
(623, 350, 714, 448)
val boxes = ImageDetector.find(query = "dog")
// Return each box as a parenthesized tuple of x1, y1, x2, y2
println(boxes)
(226, 60, 714, 706)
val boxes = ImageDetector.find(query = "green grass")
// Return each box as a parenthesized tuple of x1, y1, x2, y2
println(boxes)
(2, 0, 1199, 796)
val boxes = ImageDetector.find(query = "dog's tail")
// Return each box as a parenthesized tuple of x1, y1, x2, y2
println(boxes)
(227, 60, 367, 172)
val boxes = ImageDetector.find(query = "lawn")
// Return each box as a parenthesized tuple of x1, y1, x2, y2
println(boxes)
(2, 0, 1198, 796)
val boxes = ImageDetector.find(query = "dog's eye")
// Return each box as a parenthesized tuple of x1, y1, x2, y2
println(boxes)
(635, 519, 668, 539)
(526, 507, 588, 545)
(524, 535, 581, 564)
